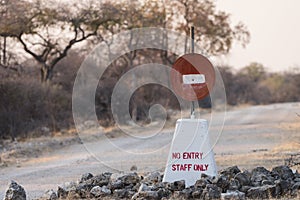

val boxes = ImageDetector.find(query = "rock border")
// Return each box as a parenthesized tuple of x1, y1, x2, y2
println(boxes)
(4, 165, 300, 200)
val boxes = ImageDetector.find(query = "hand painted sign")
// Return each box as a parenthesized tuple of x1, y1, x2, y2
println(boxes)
(170, 53, 215, 101)
(163, 119, 217, 187)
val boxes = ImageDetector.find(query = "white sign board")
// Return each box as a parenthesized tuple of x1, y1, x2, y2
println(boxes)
(182, 74, 206, 84)
(163, 119, 217, 187)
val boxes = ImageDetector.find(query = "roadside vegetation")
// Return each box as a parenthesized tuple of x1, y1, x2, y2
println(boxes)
(0, 0, 299, 141)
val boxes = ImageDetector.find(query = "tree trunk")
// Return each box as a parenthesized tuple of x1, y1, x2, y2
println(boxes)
(0, 37, 2, 65)
(3, 36, 7, 66)
(129, 52, 138, 122)
(1, 36, 7, 66)
(41, 64, 53, 83)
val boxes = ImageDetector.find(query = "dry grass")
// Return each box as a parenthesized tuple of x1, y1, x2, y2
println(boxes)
(272, 142, 300, 153)
(216, 143, 300, 172)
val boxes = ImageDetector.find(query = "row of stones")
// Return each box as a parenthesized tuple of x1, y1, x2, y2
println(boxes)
(4, 165, 300, 200)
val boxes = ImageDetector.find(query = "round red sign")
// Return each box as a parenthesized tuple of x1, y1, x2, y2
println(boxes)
(170, 53, 215, 101)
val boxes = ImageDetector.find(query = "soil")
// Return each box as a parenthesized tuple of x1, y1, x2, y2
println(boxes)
(0, 102, 300, 199)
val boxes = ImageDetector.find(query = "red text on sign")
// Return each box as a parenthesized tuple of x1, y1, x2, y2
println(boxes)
(182, 152, 203, 159)
(172, 152, 180, 159)
(171, 164, 209, 171)
(194, 164, 209, 171)
(172, 164, 193, 171)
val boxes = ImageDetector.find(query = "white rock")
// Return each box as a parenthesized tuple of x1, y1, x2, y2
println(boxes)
(138, 183, 151, 192)
(221, 191, 245, 200)
(101, 185, 111, 195)
(90, 186, 101, 197)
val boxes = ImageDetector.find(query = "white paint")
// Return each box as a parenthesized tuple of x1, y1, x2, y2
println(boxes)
(182, 74, 205, 84)
(163, 119, 217, 187)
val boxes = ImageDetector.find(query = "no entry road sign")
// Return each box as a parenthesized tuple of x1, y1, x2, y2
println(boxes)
(170, 53, 215, 101)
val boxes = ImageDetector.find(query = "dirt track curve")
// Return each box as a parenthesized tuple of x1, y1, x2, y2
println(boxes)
(1, 102, 300, 199)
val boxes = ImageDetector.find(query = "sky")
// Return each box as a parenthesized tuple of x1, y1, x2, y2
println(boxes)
(214, 0, 300, 72)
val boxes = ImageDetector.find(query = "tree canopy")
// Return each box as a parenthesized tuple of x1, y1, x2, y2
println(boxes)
(0, 0, 249, 82)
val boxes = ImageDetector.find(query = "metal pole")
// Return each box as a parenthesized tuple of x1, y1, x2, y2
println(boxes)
(190, 26, 195, 53)
(190, 26, 195, 118)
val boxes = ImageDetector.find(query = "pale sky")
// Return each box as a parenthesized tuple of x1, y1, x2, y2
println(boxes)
(215, 0, 300, 72)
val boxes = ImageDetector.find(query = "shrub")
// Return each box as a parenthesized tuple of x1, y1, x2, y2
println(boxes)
(0, 79, 72, 140)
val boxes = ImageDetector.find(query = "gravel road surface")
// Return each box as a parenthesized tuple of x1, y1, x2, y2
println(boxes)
(1, 102, 300, 199)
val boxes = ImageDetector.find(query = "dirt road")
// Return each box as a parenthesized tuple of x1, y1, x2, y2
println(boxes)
(1, 102, 300, 199)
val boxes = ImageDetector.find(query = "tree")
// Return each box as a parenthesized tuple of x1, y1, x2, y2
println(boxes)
(100, 0, 168, 122)
(165, 0, 250, 55)
(218, 66, 237, 104)
(93, 0, 251, 123)
(0, 0, 29, 71)
(240, 62, 266, 82)
(1, 0, 249, 82)
(0, 0, 121, 82)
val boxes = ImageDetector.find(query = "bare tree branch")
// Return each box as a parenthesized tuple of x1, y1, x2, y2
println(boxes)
(17, 34, 44, 64)
(50, 27, 96, 69)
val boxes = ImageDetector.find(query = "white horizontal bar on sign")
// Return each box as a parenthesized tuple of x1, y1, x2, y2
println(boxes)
(182, 74, 206, 84)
